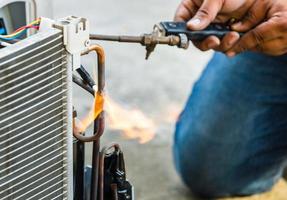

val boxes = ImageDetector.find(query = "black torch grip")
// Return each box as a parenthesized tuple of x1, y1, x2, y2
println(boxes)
(160, 21, 244, 41)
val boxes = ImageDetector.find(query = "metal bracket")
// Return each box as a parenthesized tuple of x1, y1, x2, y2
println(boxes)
(54, 16, 90, 70)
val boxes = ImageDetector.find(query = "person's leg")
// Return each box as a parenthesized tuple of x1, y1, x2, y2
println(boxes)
(174, 52, 287, 198)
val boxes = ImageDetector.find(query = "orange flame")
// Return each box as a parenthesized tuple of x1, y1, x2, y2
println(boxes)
(105, 96, 156, 144)
(77, 93, 156, 144)
(77, 92, 104, 133)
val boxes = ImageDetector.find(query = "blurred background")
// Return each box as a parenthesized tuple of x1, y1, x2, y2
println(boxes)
(53, 0, 212, 199)
(1, 0, 287, 199)
(54, 0, 212, 199)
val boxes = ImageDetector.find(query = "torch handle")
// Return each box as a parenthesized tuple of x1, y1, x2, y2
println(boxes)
(160, 21, 244, 41)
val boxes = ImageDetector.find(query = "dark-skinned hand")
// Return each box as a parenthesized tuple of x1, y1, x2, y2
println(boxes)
(227, 0, 287, 57)
(174, 0, 255, 52)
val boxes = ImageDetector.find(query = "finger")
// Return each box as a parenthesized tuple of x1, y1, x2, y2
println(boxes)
(251, 38, 287, 56)
(214, 32, 240, 52)
(227, 20, 280, 56)
(187, 0, 224, 30)
(193, 36, 221, 51)
(174, 0, 197, 22)
(232, 0, 271, 32)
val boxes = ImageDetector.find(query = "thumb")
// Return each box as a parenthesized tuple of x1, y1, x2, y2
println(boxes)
(187, 0, 223, 30)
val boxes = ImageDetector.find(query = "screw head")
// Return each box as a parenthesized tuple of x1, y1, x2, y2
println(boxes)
(84, 40, 90, 47)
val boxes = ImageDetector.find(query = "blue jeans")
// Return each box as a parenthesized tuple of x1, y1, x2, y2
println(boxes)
(174, 52, 287, 198)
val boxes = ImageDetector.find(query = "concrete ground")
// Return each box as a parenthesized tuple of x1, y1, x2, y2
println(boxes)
(52, 0, 287, 199)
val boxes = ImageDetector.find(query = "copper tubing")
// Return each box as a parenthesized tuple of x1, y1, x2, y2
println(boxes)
(99, 143, 121, 200)
(82, 45, 106, 93)
(73, 45, 106, 142)
(72, 45, 106, 200)
(111, 184, 119, 200)
(73, 113, 105, 143)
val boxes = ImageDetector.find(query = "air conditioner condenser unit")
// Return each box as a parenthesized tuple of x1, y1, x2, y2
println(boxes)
(0, 16, 133, 200)
(0, 18, 73, 200)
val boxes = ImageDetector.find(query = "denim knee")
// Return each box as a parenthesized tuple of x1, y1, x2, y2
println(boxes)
(173, 120, 282, 198)
(174, 129, 240, 198)
(173, 52, 287, 198)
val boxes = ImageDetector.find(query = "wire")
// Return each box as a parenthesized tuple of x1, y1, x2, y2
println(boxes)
(73, 74, 95, 96)
(0, 18, 41, 41)
(3, 22, 40, 38)
(1, 26, 39, 40)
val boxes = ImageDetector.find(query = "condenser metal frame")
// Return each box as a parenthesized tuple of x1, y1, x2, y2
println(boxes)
(0, 28, 73, 199)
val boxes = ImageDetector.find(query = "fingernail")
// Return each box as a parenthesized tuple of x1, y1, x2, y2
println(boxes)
(232, 22, 242, 30)
(188, 18, 201, 27)
(227, 51, 236, 57)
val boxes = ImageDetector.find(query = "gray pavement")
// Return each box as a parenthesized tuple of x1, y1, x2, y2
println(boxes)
(53, 0, 212, 199)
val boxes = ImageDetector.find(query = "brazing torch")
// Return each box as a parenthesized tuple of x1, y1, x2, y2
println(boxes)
(90, 21, 244, 60)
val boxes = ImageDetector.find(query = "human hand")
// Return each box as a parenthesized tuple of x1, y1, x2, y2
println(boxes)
(174, 0, 254, 52)
(227, 0, 287, 56)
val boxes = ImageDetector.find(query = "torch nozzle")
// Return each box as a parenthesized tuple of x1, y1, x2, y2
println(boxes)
(89, 33, 181, 60)
(89, 33, 180, 46)
(90, 34, 144, 44)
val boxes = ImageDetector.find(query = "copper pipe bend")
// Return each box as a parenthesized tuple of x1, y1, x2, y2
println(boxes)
(73, 44, 106, 142)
